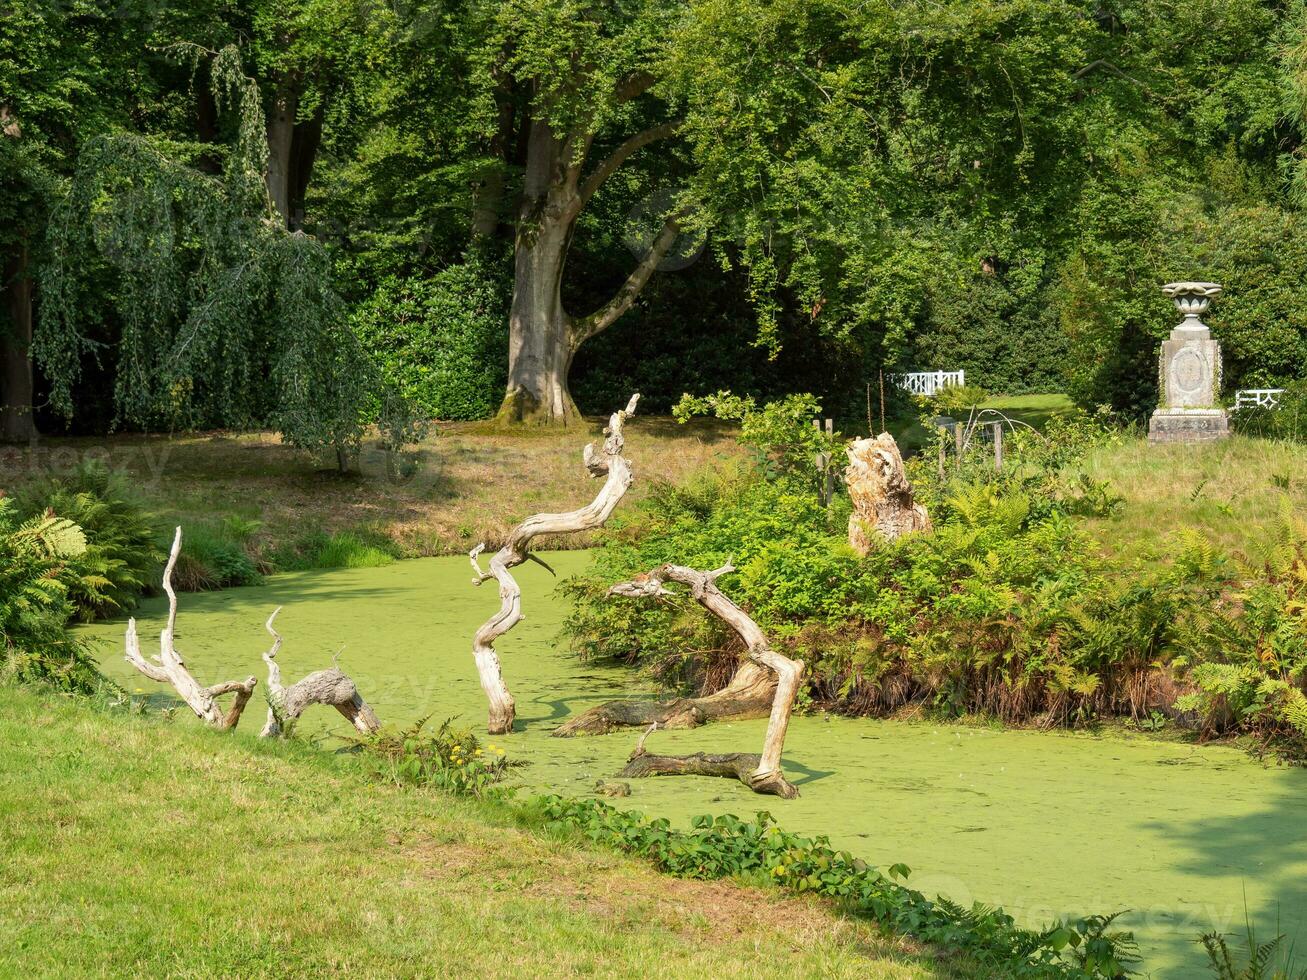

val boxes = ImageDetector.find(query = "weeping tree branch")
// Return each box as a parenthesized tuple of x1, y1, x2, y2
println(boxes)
(469, 394, 640, 733)
(124, 527, 257, 729)
(566, 562, 805, 799)
(259, 607, 381, 738)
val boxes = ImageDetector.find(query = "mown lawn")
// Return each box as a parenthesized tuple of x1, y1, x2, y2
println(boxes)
(1083, 434, 1307, 561)
(0, 685, 960, 979)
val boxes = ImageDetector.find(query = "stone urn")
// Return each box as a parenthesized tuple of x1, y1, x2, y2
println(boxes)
(1148, 281, 1229, 444)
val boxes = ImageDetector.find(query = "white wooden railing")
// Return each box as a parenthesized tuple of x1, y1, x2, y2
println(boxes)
(1233, 388, 1285, 411)
(898, 370, 965, 396)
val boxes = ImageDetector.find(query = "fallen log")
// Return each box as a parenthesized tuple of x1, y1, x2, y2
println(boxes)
(469, 394, 640, 734)
(124, 527, 257, 730)
(577, 562, 804, 798)
(258, 607, 380, 738)
(619, 741, 798, 800)
(553, 660, 774, 736)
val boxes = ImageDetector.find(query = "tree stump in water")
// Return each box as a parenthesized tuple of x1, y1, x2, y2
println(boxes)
(124, 527, 257, 730)
(560, 562, 804, 799)
(469, 394, 640, 734)
(258, 607, 380, 738)
(845, 433, 931, 554)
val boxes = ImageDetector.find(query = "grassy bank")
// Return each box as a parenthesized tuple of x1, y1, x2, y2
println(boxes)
(0, 684, 953, 979)
(0, 418, 742, 567)
(1083, 435, 1307, 561)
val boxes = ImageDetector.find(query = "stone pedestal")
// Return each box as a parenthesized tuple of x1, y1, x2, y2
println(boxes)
(1148, 408, 1229, 443)
(1148, 282, 1229, 445)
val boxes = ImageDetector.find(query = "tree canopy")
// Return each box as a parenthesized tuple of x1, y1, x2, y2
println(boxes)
(5, 0, 1307, 435)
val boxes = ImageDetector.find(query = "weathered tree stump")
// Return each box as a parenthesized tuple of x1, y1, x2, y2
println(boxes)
(258, 607, 380, 738)
(470, 394, 640, 734)
(568, 562, 804, 798)
(124, 527, 257, 730)
(845, 433, 931, 554)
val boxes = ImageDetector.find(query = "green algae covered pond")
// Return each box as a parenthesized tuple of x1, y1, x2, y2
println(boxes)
(84, 552, 1307, 978)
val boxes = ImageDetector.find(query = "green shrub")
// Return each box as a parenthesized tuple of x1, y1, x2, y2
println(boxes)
(565, 398, 1163, 725)
(913, 383, 992, 417)
(354, 718, 516, 799)
(0, 500, 104, 694)
(672, 390, 838, 484)
(352, 255, 509, 421)
(1170, 510, 1307, 756)
(1230, 380, 1307, 442)
(14, 461, 163, 620)
(171, 518, 263, 591)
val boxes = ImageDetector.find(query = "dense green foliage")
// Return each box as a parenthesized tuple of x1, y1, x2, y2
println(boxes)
(10, 0, 1307, 427)
(0, 501, 103, 693)
(12, 462, 162, 620)
(352, 256, 509, 421)
(34, 46, 402, 458)
(355, 717, 518, 798)
(565, 395, 1307, 755)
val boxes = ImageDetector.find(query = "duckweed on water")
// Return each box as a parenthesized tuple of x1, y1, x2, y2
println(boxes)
(83, 552, 1307, 978)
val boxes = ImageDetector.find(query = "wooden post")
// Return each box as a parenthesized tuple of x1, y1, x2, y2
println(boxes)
(993, 422, 1003, 472)
(878, 370, 886, 433)
(954, 422, 963, 470)
(824, 418, 835, 505)
(938, 433, 946, 479)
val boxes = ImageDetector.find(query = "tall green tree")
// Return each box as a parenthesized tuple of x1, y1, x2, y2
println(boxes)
(0, 0, 157, 441)
(34, 46, 390, 462)
(430, 0, 1101, 423)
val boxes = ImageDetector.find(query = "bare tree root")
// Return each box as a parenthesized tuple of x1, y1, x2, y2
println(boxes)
(258, 608, 381, 738)
(469, 394, 640, 734)
(124, 527, 257, 730)
(580, 563, 804, 798)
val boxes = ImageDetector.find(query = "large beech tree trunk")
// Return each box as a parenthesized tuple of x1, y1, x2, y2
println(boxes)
(125, 528, 258, 729)
(266, 78, 298, 227)
(495, 90, 682, 425)
(578, 562, 805, 799)
(258, 607, 380, 738)
(264, 75, 322, 230)
(2, 106, 36, 444)
(469, 394, 640, 733)
(1, 243, 36, 443)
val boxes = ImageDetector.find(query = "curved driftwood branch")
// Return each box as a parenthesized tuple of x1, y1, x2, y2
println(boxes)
(470, 394, 640, 734)
(124, 527, 257, 730)
(555, 561, 776, 737)
(259, 607, 381, 738)
(577, 563, 804, 798)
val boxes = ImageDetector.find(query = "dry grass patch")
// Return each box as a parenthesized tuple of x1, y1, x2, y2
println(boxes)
(1082, 435, 1307, 561)
(0, 416, 743, 559)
